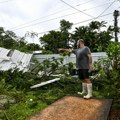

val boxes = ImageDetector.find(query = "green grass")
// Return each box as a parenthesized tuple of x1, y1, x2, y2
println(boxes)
(0, 77, 119, 120)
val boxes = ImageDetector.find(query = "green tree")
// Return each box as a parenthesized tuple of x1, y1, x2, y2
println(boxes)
(89, 21, 106, 31)
(2, 30, 18, 49)
(40, 19, 73, 53)
(0, 27, 30, 52)
(60, 19, 73, 48)
(27, 43, 41, 51)
(60, 19, 73, 32)
(25, 31, 38, 43)
(17, 37, 28, 52)
(40, 31, 61, 53)
(0, 27, 5, 47)
(73, 21, 113, 52)
(94, 42, 120, 99)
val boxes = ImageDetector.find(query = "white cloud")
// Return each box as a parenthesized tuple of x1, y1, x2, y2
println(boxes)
(0, 0, 119, 44)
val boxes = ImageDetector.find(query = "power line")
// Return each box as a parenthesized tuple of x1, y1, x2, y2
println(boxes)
(9, 1, 117, 31)
(38, 28, 60, 35)
(0, 0, 17, 4)
(74, 13, 112, 25)
(11, 8, 114, 32)
(96, 0, 116, 18)
(60, 0, 94, 18)
(37, 12, 113, 35)
(11, 9, 113, 31)
(11, 11, 81, 31)
(83, 2, 116, 12)
(9, 0, 99, 30)
(59, 0, 116, 22)
(9, 1, 114, 30)
(60, 0, 117, 19)
(76, 0, 95, 6)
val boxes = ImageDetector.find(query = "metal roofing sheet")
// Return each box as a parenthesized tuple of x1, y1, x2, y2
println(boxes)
(0, 47, 33, 71)
(0, 47, 10, 62)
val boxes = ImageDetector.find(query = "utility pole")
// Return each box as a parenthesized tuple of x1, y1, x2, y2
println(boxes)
(113, 10, 119, 42)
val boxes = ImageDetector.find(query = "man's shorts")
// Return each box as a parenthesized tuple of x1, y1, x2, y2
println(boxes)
(77, 69, 89, 80)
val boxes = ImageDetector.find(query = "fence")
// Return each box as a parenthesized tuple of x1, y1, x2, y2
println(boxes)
(33, 52, 107, 64)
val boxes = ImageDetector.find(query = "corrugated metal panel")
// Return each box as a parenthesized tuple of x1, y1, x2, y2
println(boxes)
(0, 47, 33, 71)
(0, 47, 107, 71)
(0, 47, 10, 62)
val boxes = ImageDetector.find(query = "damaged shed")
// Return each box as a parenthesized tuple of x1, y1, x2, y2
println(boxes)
(0, 47, 33, 72)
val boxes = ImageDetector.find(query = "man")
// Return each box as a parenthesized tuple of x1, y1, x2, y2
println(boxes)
(58, 39, 93, 99)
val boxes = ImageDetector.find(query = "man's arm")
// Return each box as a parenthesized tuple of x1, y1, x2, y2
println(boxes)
(88, 54, 93, 70)
(88, 54, 92, 64)
(58, 48, 72, 53)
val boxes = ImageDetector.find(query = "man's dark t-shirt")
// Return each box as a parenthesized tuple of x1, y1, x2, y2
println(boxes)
(72, 46, 91, 69)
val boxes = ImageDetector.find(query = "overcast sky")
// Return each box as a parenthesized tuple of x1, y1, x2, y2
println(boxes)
(0, 0, 120, 44)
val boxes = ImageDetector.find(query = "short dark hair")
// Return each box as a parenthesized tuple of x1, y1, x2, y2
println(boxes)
(77, 39, 84, 44)
(79, 39, 84, 43)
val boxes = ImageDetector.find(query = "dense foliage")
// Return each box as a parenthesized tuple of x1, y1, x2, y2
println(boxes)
(40, 20, 114, 53)
(0, 57, 77, 120)
(94, 42, 120, 108)
(0, 42, 120, 120)
(0, 20, 118, 54)
(0, 19, 120, 119)
(0, 27, 41, 52)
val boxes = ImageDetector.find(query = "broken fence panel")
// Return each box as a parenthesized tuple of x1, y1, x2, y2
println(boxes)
(30, 78, 60, 89)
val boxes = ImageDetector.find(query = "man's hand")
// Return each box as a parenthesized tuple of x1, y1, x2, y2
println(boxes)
(89, 63, 93, 71)
(58, 48, 63, 52)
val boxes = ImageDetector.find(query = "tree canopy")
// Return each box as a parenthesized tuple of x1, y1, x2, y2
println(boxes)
(0, 19, 119, 53)
(40, 20, 115, 53)
(0, 27, 41, 52)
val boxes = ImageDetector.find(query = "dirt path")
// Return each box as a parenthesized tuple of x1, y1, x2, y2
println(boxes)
(27, 96, 113, 120)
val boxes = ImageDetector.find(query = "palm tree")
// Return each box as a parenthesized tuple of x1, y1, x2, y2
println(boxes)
(25, 31, 38, 43)
(89, 21, 106, 32)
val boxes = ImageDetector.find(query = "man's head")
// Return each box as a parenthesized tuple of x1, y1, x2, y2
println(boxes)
(77, 39, 84, 48)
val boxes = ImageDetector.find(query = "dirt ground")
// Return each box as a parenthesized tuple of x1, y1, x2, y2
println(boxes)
(109, 109, 120, 120)
(27, 96, 119, 120)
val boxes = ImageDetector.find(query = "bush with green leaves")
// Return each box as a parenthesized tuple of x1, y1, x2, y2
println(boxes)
(30, 57, 71, 79)
(0, 69, 36, 91)
(94, 42, 120, 99)
(106, 42, 120, 71)
(0, 42, 120, 120)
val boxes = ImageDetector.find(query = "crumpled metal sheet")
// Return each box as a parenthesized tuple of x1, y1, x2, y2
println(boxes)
(0, 47, 32, 71)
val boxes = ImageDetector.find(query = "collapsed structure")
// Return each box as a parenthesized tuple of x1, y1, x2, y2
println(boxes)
(0, 47, 32, 72)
